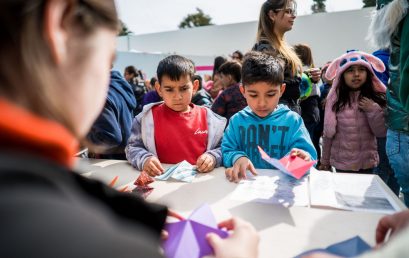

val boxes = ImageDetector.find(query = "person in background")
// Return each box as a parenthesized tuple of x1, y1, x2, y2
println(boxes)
(293, 43, 321, 156)
(368, 0, 409, 205)
(314, 62, 333, 166)
(124, 65, 147, 115)
(211, 61, 247, 122)
(126, 55, 227, 176)
(318, 51, 387, 174)
(231, 50, 244, 63)
(87, 70, 136, 159)
(371, 49, 400, 196)
(222, 52, 316, 183)
(253, 0, 303, 114)
(141, 77, 162, 108)
(192, 74, 213, 108)
(208, 56, 227, 99)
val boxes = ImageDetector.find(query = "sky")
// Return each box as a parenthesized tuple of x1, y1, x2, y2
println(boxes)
(115, 0, 364, 35)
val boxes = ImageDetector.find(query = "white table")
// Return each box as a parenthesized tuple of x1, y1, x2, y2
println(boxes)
(75, 158, 406, 258)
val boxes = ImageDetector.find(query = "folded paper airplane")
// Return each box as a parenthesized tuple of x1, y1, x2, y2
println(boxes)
(133, 171, 154, 198)
(258, 146, 316, 179)
(163, 204, 229, 258)
(295, 236, 371, 257)
(156, 160, 198, 183)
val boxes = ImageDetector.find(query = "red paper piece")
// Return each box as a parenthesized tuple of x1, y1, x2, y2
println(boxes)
(134, 171, 154, 186)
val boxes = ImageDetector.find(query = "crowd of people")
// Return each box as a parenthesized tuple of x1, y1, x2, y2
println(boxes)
(1, 0, 409, 257)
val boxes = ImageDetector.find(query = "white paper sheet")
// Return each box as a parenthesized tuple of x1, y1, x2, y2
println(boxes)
(310, 169, 400, 214)
(230, 169, 309, 207)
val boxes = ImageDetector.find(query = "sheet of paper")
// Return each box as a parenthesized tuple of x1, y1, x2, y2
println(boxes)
(310, 169, 400, 214)
(156, 160, 197, 183)
(229, 169, 309, 207)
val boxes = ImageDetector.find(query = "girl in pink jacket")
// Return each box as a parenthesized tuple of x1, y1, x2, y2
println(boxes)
(318, 51, 387, 173)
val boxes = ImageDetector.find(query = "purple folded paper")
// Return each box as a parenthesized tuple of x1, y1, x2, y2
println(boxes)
(163, 204, 229, 258)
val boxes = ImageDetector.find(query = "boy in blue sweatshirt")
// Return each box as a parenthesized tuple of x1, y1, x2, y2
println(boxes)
(222, 52, 317, 182)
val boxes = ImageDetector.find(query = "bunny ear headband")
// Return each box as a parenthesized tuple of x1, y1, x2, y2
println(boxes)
(325, 50, 385, 80)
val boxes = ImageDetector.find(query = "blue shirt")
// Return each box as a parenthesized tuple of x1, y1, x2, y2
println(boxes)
(222, 105, 317, 168)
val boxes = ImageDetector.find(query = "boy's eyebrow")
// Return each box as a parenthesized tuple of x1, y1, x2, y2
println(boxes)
(162, 84, 190, 88)
(247, 88, 279, 93)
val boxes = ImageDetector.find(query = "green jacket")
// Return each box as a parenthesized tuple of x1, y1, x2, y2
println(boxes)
(387, 2, 409, 131)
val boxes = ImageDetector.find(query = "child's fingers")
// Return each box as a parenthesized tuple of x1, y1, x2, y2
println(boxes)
(152, 158, 164, 172)
(237, 165, 247, 182)
(225, 168, 233, 181)
(196, 155, 206, 168)
(231, 166, 240, 183)
(248, 162, 258, 176)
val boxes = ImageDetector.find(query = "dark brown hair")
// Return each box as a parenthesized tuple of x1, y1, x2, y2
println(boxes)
(0, 0, 118, 135)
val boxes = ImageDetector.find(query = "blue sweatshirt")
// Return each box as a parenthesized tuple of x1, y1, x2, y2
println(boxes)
(88, 70, 137, 159)
(222, 105, 317, 168)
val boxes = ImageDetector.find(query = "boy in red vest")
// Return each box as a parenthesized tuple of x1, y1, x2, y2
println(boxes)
(126, 55, 227, 176)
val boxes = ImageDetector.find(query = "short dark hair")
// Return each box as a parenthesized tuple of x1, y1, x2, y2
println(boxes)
(218, 61, 242, 83)
(242, 51, 284, 86)
(192, 74, 203, 90)
(232, 50, 244, 60)
(156, 55, 195, 84)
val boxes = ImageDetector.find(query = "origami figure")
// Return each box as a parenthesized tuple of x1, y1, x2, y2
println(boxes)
(258, 146, 316, 179)
(133, 171, 154, 198)
(163, 204, 228, 258)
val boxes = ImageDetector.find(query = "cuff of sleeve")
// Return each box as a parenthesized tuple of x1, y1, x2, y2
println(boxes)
(232, 154, 247, 165)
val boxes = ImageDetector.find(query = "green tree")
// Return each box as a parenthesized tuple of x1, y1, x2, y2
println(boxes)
(178, 8, 214, 29)
(118, 20, 132, 36)
(311, 0, 326, 13)
(363, 0, 376, 7)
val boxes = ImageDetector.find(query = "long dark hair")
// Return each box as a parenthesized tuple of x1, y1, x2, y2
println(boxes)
(332, 67, 386, 113)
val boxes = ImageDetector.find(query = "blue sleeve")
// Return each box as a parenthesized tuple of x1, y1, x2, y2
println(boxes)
(288, 117, 318, 161)
(221, 116, 248, 167)
(88, 100, 122, 150)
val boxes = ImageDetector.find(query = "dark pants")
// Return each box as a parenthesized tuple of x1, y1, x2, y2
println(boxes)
(335, 168, 374, 174)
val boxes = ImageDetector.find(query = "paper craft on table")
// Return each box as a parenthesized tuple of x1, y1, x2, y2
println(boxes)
(163, 204, 228, 258)
(133, 171, 154, 198)
(155, 160, 198, 183)
(294, 236, 371, 258)
(258, 146, 316, 179)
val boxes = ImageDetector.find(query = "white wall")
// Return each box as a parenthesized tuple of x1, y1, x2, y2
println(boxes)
(115, 7, 376, 76)
(113, 51, 215, 80)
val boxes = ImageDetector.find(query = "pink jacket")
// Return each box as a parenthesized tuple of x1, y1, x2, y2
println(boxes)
(321, 91, 386, 171)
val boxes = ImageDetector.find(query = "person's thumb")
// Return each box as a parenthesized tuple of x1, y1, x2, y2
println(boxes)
(207, 233, 223, 248)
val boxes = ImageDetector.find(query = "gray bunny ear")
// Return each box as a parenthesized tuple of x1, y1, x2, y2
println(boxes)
(325, 57, 342, 80)
(360, 52, 386, 73)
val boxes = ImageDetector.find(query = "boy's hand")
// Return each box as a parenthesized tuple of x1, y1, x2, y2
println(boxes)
(376, 210, 409, 245)
(358, 97, 375, 112)
(143, 156, 164, 176)
(290, 148, 311, 161)
(225, 157, 257, 183)
(196, 153, 216, 173)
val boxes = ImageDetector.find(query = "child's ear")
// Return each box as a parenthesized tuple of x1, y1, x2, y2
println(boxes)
(268, 10, 276, 22)
(192, 79, 199, 94)
(280, 83, 286, 96)
(239, 84, 245, 95)
(155, 81, 162, 97)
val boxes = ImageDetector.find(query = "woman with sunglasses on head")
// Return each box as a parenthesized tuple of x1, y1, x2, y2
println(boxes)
(253, 0, 303, 114)
(0, 1, 258, 257)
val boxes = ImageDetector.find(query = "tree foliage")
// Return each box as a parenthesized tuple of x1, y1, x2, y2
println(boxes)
(311, 0, 326, 13)
(118, 20, 132, 36)
(363, 0, 376, 7)
(178, 8, 214, 29)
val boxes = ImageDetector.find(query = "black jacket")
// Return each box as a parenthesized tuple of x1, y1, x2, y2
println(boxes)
(0, 153, 166, 258)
